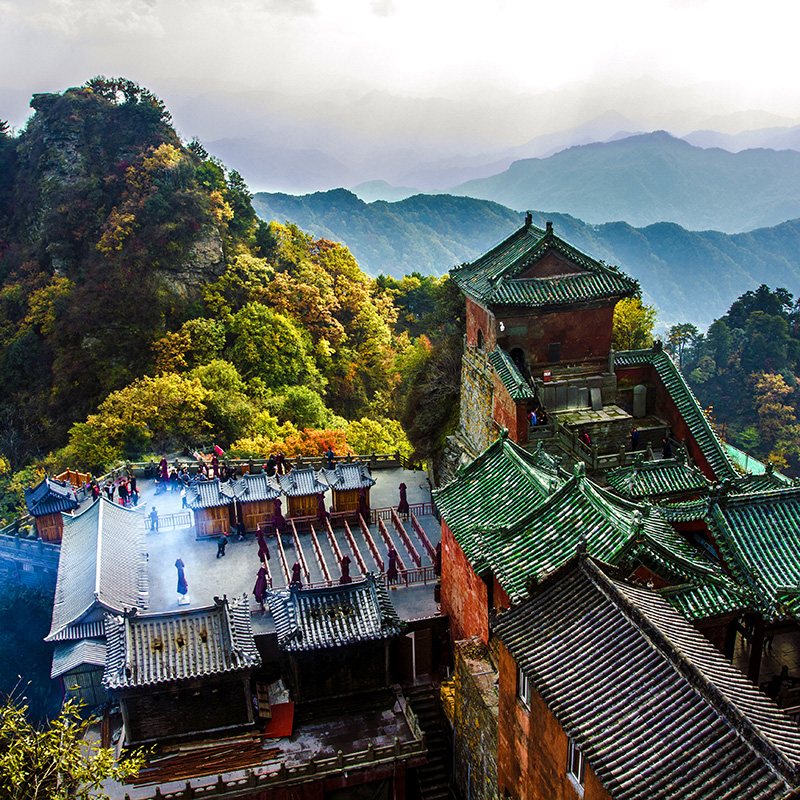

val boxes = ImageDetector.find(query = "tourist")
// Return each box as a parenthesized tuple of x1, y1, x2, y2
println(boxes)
(149, 506, 159, 531)
(216, 532, 228, 558)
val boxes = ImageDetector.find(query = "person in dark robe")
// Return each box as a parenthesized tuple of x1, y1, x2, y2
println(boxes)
(316, 493, 329, 523)
(266, 454, 277, 477)
(662, 436, 673, 459)
(272, 498, 285, 533)
(236, 519, 246, 541)
(397, 483, 410, 518)
(159, 457, 168, 481)
(630, 427, 640, 451)
(290, 561, 302, 587)
(216, 532, 228, 558)
(118, 481, 129, 506)
(175, 558, 188, 596)
(276, 452, 286, 475)
(211, 454, 219, 478)
(387, 547, 399, 583)
(253, 566, 269, 611)
(434, 541, 442, 577)
(339, 554, 352, 584)
(325, 447, 335, 470)
(357, 487, 368, 520)
(256, 527, 271, 561)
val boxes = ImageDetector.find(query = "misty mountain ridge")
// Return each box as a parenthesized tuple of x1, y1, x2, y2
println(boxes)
(253, 188, 800, 330)
(449, 131, 800, 233)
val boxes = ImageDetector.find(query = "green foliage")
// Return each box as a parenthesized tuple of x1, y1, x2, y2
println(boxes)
(345, 417, 411, 457)
(0, 694, 145, 800)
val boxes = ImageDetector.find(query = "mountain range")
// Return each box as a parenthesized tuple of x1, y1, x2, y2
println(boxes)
(253, 189, 800, 330)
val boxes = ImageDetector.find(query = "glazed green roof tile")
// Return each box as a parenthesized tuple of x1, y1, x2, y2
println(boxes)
(450, 220, 637, 309)
(707, 487, 800, 621)
(477, 470, 728, 609)
(489, 347, 536, 400)
(606, 457, 711, 500)
(433, 433, 563, 573)
(615, 347, 738, 482)
(659, 581, 749, 622)
(659, 499, 709, 524)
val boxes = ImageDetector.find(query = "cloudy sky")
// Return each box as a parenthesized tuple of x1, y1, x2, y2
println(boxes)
(2, 0, 800, 190)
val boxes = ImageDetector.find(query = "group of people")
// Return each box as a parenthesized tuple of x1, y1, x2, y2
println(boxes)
(527, 407, 549, 427)
(87, 473, 139, 507)
(264, 452, 289, 477)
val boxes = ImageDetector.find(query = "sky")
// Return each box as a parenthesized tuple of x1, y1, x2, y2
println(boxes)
(2, 0, 800, 190)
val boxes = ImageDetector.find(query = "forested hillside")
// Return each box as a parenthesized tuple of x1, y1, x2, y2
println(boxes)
(0, 81, 463, 522)
(671, 285, 800, 473)
(253, 189, 800, 329)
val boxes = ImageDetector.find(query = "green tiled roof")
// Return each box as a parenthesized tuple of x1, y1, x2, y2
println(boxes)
(707, 487, 800, 622)
(433, 433, 563, 574)
(450, 220, 637, 309)
(615, 346, 738, 482)
(606, 456, 711, 500)
(659, 581, 750, 621)
(659, 498, 709, 524)
(489, 347, 535, 400)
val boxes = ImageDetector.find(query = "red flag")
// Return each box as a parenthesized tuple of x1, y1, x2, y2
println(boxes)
(214, 444, 224, 456)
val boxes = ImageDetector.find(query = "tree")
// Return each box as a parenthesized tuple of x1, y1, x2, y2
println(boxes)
(612, 297, 657, 351)
(0, 695, 144, 800)
(666, 323, 699, 368)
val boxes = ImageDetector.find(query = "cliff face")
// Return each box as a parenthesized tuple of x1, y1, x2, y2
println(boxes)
(0, 81, 253, 450)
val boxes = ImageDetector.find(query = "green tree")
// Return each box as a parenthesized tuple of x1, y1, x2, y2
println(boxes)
(612, 297, 657, 351)
(0, 695, 145, 800)
(666, 323, 699, 368)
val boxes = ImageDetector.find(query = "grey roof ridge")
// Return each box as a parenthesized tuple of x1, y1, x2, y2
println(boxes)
(584, 556, 800, 784)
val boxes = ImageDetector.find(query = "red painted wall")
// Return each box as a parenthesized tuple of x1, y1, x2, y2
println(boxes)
(466, 298, 496, 350)
(440, 521, 490, 643)
(492, 375, 529, 445)
(496, 640, 612, 800)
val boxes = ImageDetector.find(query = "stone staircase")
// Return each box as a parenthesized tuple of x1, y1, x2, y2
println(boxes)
(404, 680, 456, 800)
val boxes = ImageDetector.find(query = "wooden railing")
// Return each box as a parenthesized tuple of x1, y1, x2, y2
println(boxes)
(300, 565, 437, 591)
(410, 513, 436, 563)
(391, 509, 421, 568)
(123, 737, 426, 800)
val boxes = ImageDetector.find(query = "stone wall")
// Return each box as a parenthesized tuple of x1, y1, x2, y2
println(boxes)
(460, 343, 496, 456)
(452, 640, 500, 800)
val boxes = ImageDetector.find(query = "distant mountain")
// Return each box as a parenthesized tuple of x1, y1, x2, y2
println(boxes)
(253, 189, 800, 329)
(449, 132, 800, 233)
(350, 180, 421, 203)
(683, 125, 800, 153)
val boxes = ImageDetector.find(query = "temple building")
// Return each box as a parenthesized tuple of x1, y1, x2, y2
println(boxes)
(24, 476, 79, 542)
(45, 498, 148, 706)
(321, 460, 376, 517)
(276, 466, 330, 518)
(186, 477, 235, 539)
(103, 595, 261, 745)
(232, 472, 281, 532)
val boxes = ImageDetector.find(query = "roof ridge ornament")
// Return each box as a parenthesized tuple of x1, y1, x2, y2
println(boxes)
(525, 211, 532, 228)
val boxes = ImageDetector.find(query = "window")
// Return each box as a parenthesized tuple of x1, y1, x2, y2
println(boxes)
(477, 329, 484, 349)
(567, 739, 586, 794)
(516, 664, 530, 707)
(547, 342, 561, 363)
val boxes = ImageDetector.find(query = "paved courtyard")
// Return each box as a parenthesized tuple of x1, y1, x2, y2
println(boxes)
(131, 467, 441, 627)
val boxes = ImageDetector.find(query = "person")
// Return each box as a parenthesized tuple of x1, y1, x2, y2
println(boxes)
(216, 532, 228, 558)
(290, 561, 302, 587)
(630, 427, 640, 451)
(266, 454, 277, 477)
(149, 506, 159, 531)
(528, 408, 537, 426)
(539, 407, 548, 425)
(175, 558, 188, 598)
(387, 547, 399, 584)
(272, 498, 285, 534)
(253, 566, 269, 612)
(316, 493, 329, 523)
(91, 482, 100, 502)
(128, 473, 138, 506)
(159, 457, 168, 481)
(662, 436, 673, 459)
(276, 452, 286, 475)
(358, 487, 369, 520)
(397, 483, 410, 518)
(434, 541, 442, 577)
(181, 485, 187, 509)
(256, 527, 271, 561)
(236, 519, 246, 541)
(325, 446, 335, 470)
(339, 554, 352, 584)
(118, 480, 129, 506)
(169, 469, 179, 492)
(582, 430, 592, 446)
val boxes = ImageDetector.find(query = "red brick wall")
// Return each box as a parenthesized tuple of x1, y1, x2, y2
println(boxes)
(440, 521, 490, 643)
(498, 306, 615, 367)
(467, 298, 496, 349)
(497, 641, 612, 800)
(493, 375, 529, 445)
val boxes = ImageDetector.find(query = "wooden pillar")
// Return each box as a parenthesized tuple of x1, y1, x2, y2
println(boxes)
(723, 619, 738, 662)
(748, 615, 766, 685)
(393, 762, 406, 800)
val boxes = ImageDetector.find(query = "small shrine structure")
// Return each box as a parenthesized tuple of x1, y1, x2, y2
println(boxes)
(24, 476, 79, 542)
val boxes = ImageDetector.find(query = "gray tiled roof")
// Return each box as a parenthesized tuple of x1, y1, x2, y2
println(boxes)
(322, 462, 376, 491)
(25, 477, 79, 516)
(51, 637, 107, 679)
(277, 467, 329, 497)
(187, 478, 235, 509)
(46, 620, 105, 642)
(103, 595, 260, 690)
(267, 574, 404, 651)
(46, 499, 148, 641)
(494, 556, 800, 800)
(231, 473, 281, 502)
